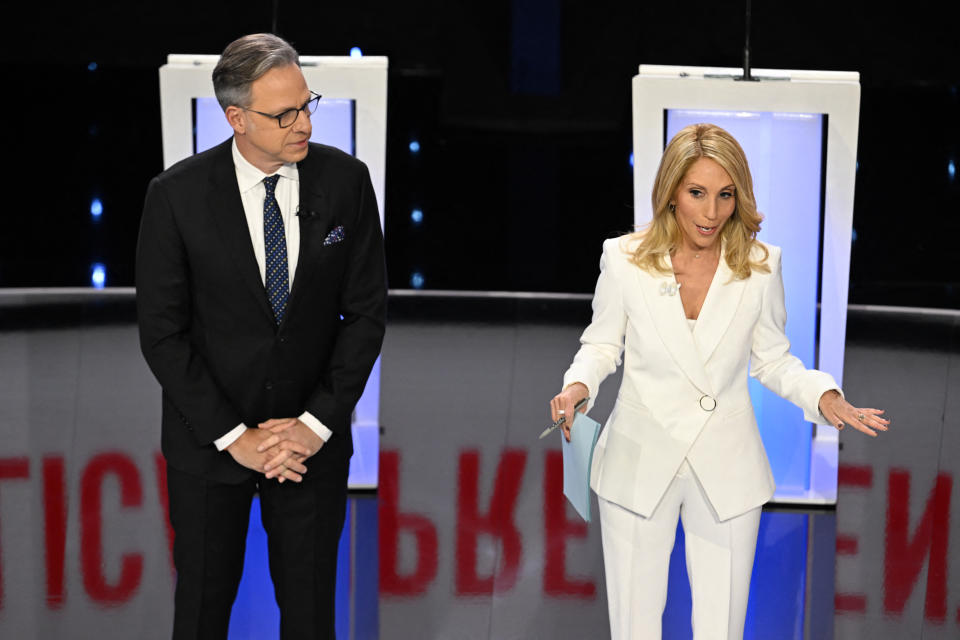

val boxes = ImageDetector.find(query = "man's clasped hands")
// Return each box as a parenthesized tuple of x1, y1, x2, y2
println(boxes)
(226, 418, 325, 483)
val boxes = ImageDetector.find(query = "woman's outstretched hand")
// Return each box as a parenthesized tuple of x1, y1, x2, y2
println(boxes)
(549, 382, 589, 442)
(818, 389, 890, 437)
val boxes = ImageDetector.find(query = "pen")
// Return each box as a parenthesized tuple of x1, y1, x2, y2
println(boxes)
(539, 397, 590, 439)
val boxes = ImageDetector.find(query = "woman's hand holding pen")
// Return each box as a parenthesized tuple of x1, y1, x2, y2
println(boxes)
(550, 382, 590, 442)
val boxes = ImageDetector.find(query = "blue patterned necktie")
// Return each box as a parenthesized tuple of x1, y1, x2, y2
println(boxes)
(262, 175, 289, 325)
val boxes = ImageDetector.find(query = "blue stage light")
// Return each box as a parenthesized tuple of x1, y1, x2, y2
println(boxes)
(87, 62, 98, 72)
(91, 263, 106, 289)
(90, 198, 103, 219)
(410, 272, 425, 289)
(410, 208, 423, 224)
(350, 47, 363, 58)
(949, 159, 956, 182)
(409, 140, 420, 153)
(851, 228, 858, 243)
(629, 152, 634, 167)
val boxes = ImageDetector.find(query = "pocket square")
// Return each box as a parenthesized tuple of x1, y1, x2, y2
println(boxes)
(323, 225, 345, 246)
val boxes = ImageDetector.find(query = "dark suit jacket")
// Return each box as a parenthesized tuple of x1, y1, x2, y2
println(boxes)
(136, 139, 387, 484)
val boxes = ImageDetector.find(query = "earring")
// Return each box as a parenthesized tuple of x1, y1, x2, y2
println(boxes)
(668, 203, 676, 213)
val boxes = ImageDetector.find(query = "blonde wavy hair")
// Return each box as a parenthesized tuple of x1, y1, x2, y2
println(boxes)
(629, 123, 769, 279)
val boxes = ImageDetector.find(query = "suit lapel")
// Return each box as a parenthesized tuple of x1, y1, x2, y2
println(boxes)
(286, 151, 331, 317)
(207, 142, 275, 323)
(634, 255, 714, 396)
(692, 248, 747, 364)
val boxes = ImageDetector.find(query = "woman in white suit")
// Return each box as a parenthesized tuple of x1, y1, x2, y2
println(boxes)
(549, 123, 888, 640)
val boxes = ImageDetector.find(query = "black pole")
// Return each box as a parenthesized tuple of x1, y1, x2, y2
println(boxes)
(741, 0, 756, 81)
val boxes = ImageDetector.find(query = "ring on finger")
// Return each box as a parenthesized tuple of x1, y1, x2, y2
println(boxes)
(557, 409, 565, 415)
(857, 413, 865, 422)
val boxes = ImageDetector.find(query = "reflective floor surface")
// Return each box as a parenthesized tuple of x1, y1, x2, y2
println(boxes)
(1, 294, 957, 639)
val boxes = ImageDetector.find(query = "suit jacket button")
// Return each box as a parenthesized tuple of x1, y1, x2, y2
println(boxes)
(699, 395, 717, 411)
(279, 336, 287, 344)
(265, 381, 273, 390)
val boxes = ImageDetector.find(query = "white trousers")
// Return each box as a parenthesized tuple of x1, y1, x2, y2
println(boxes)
(599, 461, 762, 640)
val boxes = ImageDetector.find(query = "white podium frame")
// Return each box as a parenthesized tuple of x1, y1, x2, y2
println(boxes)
(632, 65, 861, 505)
(158, 54, 388, 489)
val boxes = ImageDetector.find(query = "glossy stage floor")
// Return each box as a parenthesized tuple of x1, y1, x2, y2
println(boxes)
(0, 291, 956, 639)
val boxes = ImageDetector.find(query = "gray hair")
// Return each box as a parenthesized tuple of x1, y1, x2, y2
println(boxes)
(212, 33, 300, 110)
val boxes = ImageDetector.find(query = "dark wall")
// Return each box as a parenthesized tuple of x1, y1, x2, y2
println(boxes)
(2, 1, 957, 307)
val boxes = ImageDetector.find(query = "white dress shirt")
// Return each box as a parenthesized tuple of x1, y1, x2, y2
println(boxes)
(213, 139, 333, 451)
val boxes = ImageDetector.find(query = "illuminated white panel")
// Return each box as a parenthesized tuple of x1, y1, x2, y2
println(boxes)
(193, 97, 356, 156)
(667, 109, 824, 494)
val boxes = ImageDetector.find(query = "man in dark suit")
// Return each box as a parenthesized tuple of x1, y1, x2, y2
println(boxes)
(136, 33, 386, 639)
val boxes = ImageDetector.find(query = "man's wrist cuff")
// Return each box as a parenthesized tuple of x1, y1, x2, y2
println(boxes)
(215, 424, 248, 451)
(299, 412, 333, 442)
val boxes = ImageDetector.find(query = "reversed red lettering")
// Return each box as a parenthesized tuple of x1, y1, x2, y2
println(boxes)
(884, 469, 951, 622)
(543, 451, 595, 597)
(43, 457, 67, 608)
(379, 451, 438, 595)
(835, 534, 858, 555)
(152, 452, 175, 573)
(835, 463, 871, 616)
(80, 452, 144, 605)
(838, 464, 873, 488)
(0, 457, 30, 610)
(835, 593, 867, 613)
(455, 449, 526, 595)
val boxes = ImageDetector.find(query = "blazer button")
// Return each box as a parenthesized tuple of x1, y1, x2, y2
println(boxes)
(278, 336, 287, 344)
(699, 395, 717, 411)
(265, 381, 273, 390)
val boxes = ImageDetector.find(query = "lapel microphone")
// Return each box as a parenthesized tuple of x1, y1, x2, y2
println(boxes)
(295, 206, 320, 218)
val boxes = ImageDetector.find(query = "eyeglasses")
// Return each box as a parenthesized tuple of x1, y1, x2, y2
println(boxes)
(244, 91, 322, 128)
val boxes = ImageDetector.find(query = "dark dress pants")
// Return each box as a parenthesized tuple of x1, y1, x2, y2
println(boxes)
(166, 445, 349, 640)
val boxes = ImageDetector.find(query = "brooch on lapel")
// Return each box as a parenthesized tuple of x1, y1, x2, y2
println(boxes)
(323, 225, 345, 246)
(659, 281, 681, 296)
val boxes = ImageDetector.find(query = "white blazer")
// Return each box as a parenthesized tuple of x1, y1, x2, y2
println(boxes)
(563, 236, 839, 521)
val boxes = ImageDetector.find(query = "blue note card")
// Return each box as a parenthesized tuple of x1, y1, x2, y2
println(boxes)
(562, 412, 602, 522)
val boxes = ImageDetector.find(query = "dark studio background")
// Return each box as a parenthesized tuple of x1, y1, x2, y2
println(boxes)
(1, 0, 957, 308)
